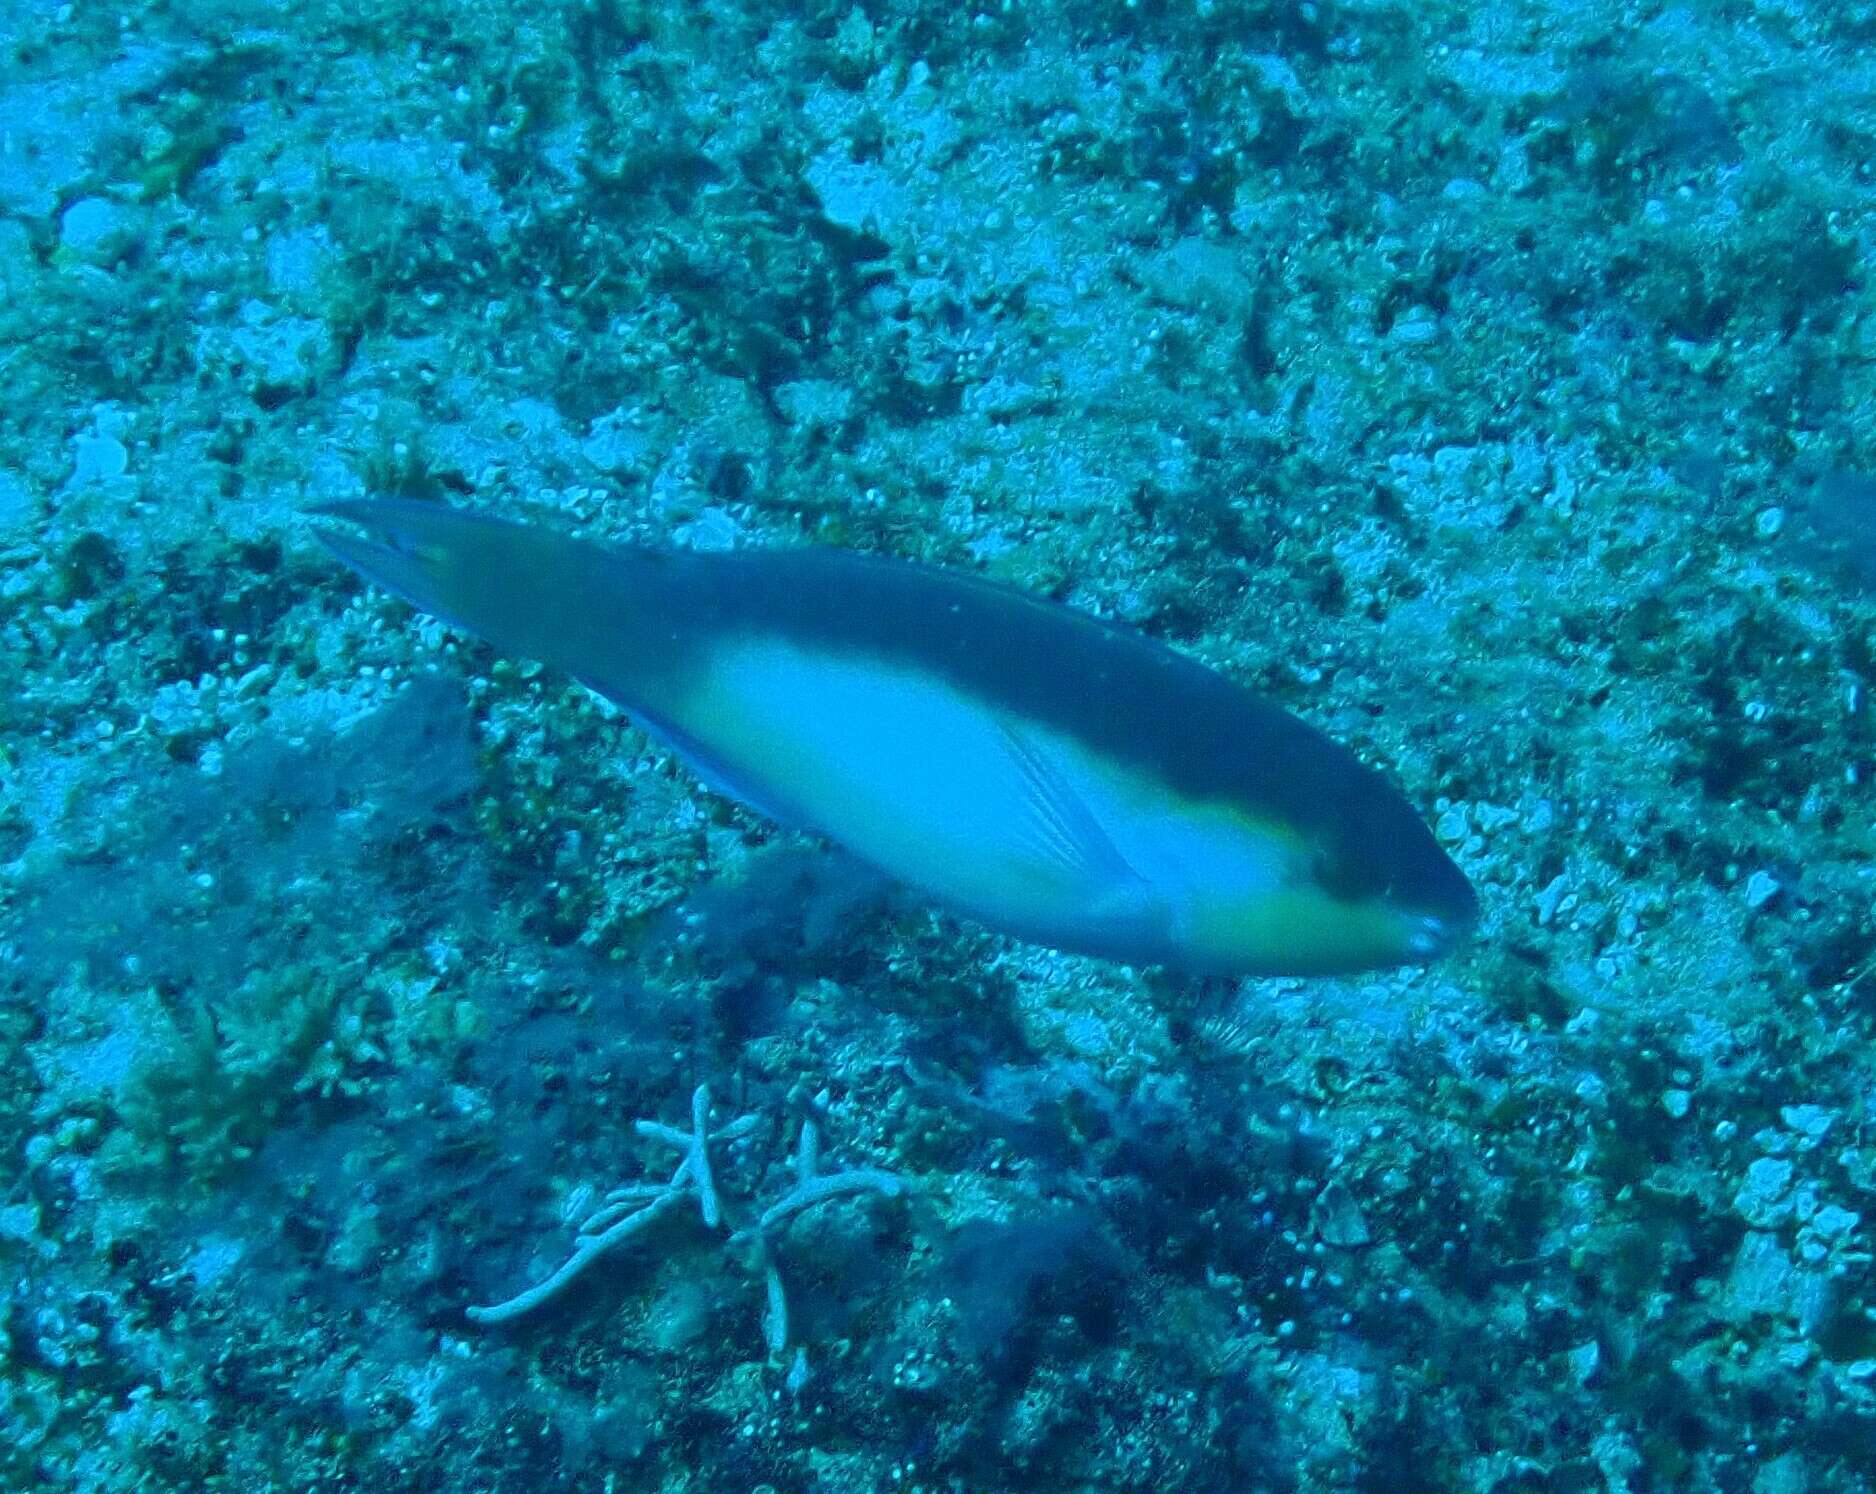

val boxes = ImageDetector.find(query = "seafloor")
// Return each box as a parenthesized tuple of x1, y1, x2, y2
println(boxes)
(4, 0, 1875, 1489)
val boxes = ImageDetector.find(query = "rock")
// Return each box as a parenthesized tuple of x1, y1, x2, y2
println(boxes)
(1390, 309, 1440, 345)
(265, 224, 336, 306)
(1727, 1230, 1793, 1315)
(59, 195, 130, 260)
(774, 379, 855, 428)
(1744, 869, 1782, 910)
(1311, 1180, 1372, 1248)
(1734, 1157, 1796, 1228)
(1565, 1339, 1600, 1385)
(0, 470, 32, 535)
(807, 153, 907, 237)
(1808, 1203, 1860, 1243)
(1752, 1453, 1809, 1494)
(1780, 1104, 1834, 1141)
(1535, 873, 1570, 925)
(580, 413, 650, 475)
(230, 300, 333, 397)
(673, 506, 739, 553)
(0, 1200, 40, 1242)
(1137, 237, 1257, 320)
(71, 431, 128, 484)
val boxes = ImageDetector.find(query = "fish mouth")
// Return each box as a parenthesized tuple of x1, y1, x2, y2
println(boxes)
(304, 499, 485, 626)
(307, 498, 442, 562)
(1405, 903, 1478, 960)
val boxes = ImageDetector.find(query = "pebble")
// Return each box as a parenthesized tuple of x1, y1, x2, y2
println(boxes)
(0, 1201, 39, 1241)
(1535, 873, 1570, 926)
(1473, 803, 1521, 835)
(1734, 1156, 1795, 1228)
(59, 195, 128, 258)
(1390, 310, 1440, 345)
(1808, 1203, 1860, 1242)
(1727, 1230, 1793, 1314)
(1310, 1180, 1372, 1248)
(71, 431, 128, 484)
(1661, 1088, 1692, 1119)
(1744, 869, 1781, 910)
(1780, 1104, 1834, 1140)
(0, 471, 31, 535)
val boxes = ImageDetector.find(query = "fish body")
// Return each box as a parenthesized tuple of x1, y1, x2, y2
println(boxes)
(315, 500, 1477, 975)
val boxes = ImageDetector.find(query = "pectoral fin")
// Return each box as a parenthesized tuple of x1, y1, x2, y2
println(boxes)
(996, 721, 1148, 897)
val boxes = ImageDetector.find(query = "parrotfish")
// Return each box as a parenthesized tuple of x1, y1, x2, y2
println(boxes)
(314, 501, 1476, 975)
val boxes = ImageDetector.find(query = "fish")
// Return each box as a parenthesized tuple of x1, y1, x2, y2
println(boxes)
(312, 500, 1477, 975)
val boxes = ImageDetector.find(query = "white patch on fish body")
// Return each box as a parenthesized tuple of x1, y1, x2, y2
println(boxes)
(679, 635, 1293, 963)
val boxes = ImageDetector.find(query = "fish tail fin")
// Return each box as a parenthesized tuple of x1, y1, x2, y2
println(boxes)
(310, 499, 650, 679)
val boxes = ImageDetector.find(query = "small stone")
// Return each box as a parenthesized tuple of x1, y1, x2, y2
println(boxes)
(1435, 806, 1469, 844)
(0, 471, 31, 535)
(806, 154, 906, 236)
(1755, 506, 1785, 539)
(264, 225, 334, 302)
(1535, 873, 1570, 926)
(1754, 1452, 1809, 1494)
(229, 302, 331, 394)
(1854, 314, 1876, 363)
(1744, 869, 1781, 910)
(1661, 1088, 1692, 1119)
(774, 379, 855, 428)
(1310, 1180, 1372, 1248)
(1473, 803, 1521, 835)
(1140, 237, 1257, 319)
(580, 413, 649, 475)
(1727, 1230, 1793, 1314)
(59, 195, 128, 259)
(1734, 1157, 1796, 1228)
(232, 663, 275, 699)
(1847, 1360, 1876, 1382)
(71, 432, 128, 484)
(673, 506, 739, 553)
(1780, 1104, 1834, 1141)
(1566, 1339, 1601, 1385)
(0, 1201, 39, 1242)
(1809, 1204, 1859, 1243)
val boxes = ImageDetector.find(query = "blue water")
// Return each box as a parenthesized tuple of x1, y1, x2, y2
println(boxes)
(3, 0, 1873, 1489)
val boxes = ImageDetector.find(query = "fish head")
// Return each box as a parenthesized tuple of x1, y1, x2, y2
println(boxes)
(1173, 768, 1477, 977)
(1289, 766, 1480, 971)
